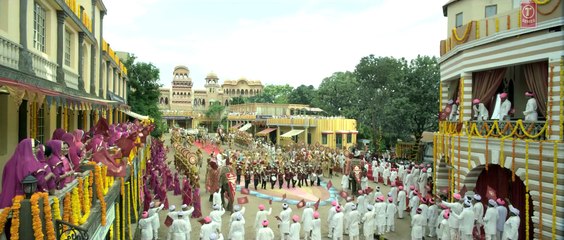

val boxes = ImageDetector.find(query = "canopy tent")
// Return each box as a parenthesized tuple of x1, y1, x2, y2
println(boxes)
(238, 123, 253, 132)
(256, 128, 277, 136)
(280, 129, 304, 138)
(122, 110, 149, 120)
(230, 122, 244, 130)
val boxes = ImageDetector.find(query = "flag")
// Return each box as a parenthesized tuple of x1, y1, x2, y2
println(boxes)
(241, 188, 250, 195)
(313, 199, 320, 210)
(339, 191, 348, 199)
(164, 216, 174, 227)
(282, 193, 287, 201)
(297, 199, 306, 209)
(486, 186, 497, 200)
(237, 196, 249, 205)
(327, 180, 333, 190)
(275, 216, 282, 221)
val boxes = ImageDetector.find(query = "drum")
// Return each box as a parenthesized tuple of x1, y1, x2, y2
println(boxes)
(271, 176, 277, 181)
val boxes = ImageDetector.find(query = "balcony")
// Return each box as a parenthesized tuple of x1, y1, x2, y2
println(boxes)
(440, 2, 563, 57)
(0, 36, 20, 70)
(439, 120, 549, 141)
(64, 69, 80, 89)
(29, 51, 58, 82)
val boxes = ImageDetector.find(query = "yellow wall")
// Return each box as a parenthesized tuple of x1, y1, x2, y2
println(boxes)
(446, 0, 515, 36)
(0, 0, 19, 43)
(272, 118, 357, 149)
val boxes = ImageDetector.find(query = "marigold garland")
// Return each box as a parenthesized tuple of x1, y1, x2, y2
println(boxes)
(126, 183, 132, 240)
(548, 66, 554, 139)
(10, 195, 24, 240)
(88, 175, 93, 208)
(62, 193, 71, 232)
(116, 202, 121, 240)
(30, 193, 44, 240)
(499, 138, 505, 167)
(41, 193, 56, 240)
(506, 15, 511, 30)
(95, 165, 107, 226)
(485, 137, 489, 171)
(524, 140, 530, 240)
(52, 197, 62, 220)
(80, 176, 90, 224)
(71, 187, 80, 225)
(0, 207, 12, 235)
(560, 58, 563, 141)
(511, 139, 516, 182)
(533, 0, 551, 4)
(475, 21, 480, 39)
(452, 21, 473, 43)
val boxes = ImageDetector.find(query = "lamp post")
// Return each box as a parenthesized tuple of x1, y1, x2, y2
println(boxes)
(22, 175, 38, 199)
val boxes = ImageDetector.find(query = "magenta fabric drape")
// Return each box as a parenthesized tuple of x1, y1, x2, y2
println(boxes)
(523, 61, 548, 117)
(474, 165, 533, 240)
(472, 68, 507, 115)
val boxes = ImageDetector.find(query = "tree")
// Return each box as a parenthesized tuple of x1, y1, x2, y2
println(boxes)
(288, 85, 317, 105)
(247, 84, 294, 104)
(313, 71, 359, 117)
(205, 104, 226, 131)
(230, 96, 246, 105)
(123, 54, 164, 137)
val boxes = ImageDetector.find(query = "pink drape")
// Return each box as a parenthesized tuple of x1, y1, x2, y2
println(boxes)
(523, 61, 548, 117)
(472, 68, 507, 115)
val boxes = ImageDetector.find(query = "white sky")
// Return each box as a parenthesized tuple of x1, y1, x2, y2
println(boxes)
(103, 0, 447, 89)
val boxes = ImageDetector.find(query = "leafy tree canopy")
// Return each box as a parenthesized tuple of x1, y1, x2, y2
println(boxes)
(288, 84, 317, 105)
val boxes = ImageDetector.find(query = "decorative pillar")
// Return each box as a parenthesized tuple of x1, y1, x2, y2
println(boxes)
(77, 33, 86, 91)
(18, 0, 34, 74)
(106, 62, 111, 94)
(56, 11, 66, 85)
(460, 72, 473, 123)
(91, 43, 97, 96)
(548, 56, 562, 141)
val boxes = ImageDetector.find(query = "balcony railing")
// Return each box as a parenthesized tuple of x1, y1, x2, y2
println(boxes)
(439, 120, 548, 140)
(0, 36, 20, 70)
(30, 51, 58, 82)
(64, 69, 80, 89)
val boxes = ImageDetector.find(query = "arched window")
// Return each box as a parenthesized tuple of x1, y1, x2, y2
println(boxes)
(245, 89, 249, 95)
(236, 89, 240, 95)
(165, 97, 168, 104)
(202, 99, 206, 107)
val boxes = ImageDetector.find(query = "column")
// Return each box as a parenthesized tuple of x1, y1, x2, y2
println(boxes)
(90, 44, 97, 95)
(18, 0, 33, 73)
(56, 11, 66, 85)
(77, 33, 86, 91)
(548, 56, 562, 140)
(106, 62, 111, 94)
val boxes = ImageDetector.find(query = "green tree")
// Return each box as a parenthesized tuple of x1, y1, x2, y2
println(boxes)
(312, 71, 359, 117)
(230, 96, 246, 105)
(123, 54, 164, 137)
(247, 84, 294, 104)
(288, 84, 317, 105)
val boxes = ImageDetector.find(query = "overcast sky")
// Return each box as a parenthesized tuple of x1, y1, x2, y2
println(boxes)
(103, 0, 447, 89)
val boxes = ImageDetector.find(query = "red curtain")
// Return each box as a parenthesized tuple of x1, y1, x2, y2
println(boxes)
(523, 61, 548, 117)
(472, 68, 507, 115)
(474, 165, 533, 240)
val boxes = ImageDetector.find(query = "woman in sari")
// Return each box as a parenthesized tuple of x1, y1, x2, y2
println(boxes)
(35, 144, 57, 194)
(62, 133, 81, 170)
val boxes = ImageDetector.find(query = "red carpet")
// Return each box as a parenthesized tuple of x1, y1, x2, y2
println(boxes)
(193, 141, 223, 155)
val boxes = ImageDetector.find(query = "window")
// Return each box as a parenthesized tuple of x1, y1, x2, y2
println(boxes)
(33, 2, 46, 52)
(336, 134, 342, 148)
(485, 5, 497, 18)
(29, 102, 45, 143)
(64, 29, 71, 66)
(347, 133, 352, 143)
(322, 134, 328, 145)
(455, 12, 463, 28)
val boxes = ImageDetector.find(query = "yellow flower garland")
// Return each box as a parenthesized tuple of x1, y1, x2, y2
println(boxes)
(52, 197, 62, 220)
(10, 195, 24, 240)
(533, 0, 551, 4)
(495, 17, 499, 33)
(116, 202, 120, 240)
(0, 207, 12, 234)
(41, 193, 56, 240)
(80, 176, 90, 224)
(506, 15, 511, 30)
(452, 21, 473, 43)
(525, 140, 530, 240)
(71, 187, 80, 225)
(552, 142, 558, 238)
(94, 165, 107, 226)
(126, 183, 132, 240)
(475, 21, 480, 39)
(88, 175, 93, 208)
(433, 135, 437, 195)
(30, 193, 44, 240)
(62, 193, 71, 233)
(511, 139, 516, 182)
(500, 138, 505, 167)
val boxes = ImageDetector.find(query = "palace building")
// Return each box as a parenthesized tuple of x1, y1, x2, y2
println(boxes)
(159, 65, 264, 128)
(436, 0, 562, 239)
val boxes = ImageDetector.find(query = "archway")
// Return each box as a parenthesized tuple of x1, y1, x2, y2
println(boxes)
(471, 164, 533, 240)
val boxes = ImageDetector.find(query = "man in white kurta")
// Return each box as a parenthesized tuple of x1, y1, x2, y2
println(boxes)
(348, 205, 361, 240)
(418, 198, 429, 236)
(210, 204, 226, 230)
(301, 204, 314, 239)
(409, 192, 420, 221)
(310, 212, 322, 240)
(286, 215, 300, 240)
(397, 186, 407, 219)
(438, 211, 451, 240)
(362, 204, 376, 239)
(473, 99, 489, 121)
(343, 197, 355, 234)
(502, 204, 521, 240)
(496, 198, 508, 240)
(279, 203, 293, 239)
(473, 194, 485, 236)
(330, 206, 344, 240)
(341, 174, 349, 190)
(499, 93, 512, 120)
(451, 200, 475, 240)
(385, 197, 397, 232)
(382, 167, 390, 186)
(372, 161, 379, 182)
(404, 171, 413, 192)
(389, 182, 398, 205)
(212, 189, 222, 207)
(230, 205, 246, 227)
(442, 193, 464, 240)
(523, 92, 538, 121)
(483, 199, 499, 240)
(357, 191, 367, 215)
(256, 220, 275, 240)
(200, 217, 218, 240)
(374, 196, 387, 235)
(427, 200, 439, 238)
(228, 213, 245, 240)
(389, 170, 397, 186)
(139, 211, 156, 240)
(418, 169, 428, 195)
(411, 208, 426, 240)
(148, 202, 165, 238)
(327, 201, 338, 238)
(168, 212, 190, 240)
(255, 204, 272, 233)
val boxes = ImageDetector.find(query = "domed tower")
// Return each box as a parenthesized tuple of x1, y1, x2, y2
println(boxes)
(170, 65, 193, 109)
(205, 72, 220, 94)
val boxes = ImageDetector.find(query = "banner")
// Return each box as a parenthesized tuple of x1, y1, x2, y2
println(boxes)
(521, 1, 537, 28)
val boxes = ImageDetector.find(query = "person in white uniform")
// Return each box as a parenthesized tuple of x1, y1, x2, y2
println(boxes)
(438, 211, 451, 240)
(374, 195, 387, 235)
(254, 204, 272, 233)
(389, 182, 398, 205)
(212, 189, 222, 207)
(496, 198, 508, 240)
(411, 208, 426, 240)
(343, 197, 355, 234)
(330, 205, 344, 240)
(289, 215, 302, 240)
(386, 196, 398, 232)
(348, 204, 361, 240)
(228, 213, 245, 240)
(209, 203, 225, 230)
(498, 93, 512, 121)
(168, 212, 190, 240)
(311, 211, 322, 240)
(418, 198, 429, 236)
(200, 216, 218, 240)
(409, 190, 420, 221)
(256, 220, 275, 240)
(382, 166, 390, 186)
(327, 201, 338, 238)
(441, 193, 464, 240)
(356, 190, 367, 215)
(483, 199, 499, 240)
(473, 194, 485, 236)
(450, 200, 475, 240)
(139, 211, 157, 240)
(301, 203, 314, 240)
(427, 199, 439, 238)
(523, 91, 538, 121)
(449, 98, 460, 121)
(148, 201, 165, 238)
(341, 174, 349, 190)
(279, 203, 293, 240)
(230, 205, 246, 227)
(502, 201, 521, 240)
(362, 204, 376, 239)
(397, 186, 407, 219)
(473, 99, 489, 121)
